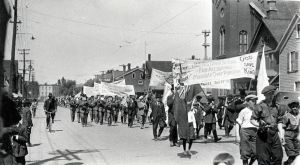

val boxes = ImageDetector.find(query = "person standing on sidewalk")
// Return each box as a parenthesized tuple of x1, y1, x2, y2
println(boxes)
(21, 100, 33, 147)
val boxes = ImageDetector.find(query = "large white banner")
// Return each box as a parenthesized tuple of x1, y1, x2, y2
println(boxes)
(100, 82, 135, 96)
(149, 68, 172, 87)
(112, 79, 126, 85)
(83, 86, 96, 97)
(173, 52, 258, 87)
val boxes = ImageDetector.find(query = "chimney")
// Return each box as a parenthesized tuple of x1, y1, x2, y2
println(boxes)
(191, 55, 195, 60)
(148, 54, 151, 61)
(122, 65, 126, 73)
(127, 63, 131, 71)
(267, 0, 277, 19)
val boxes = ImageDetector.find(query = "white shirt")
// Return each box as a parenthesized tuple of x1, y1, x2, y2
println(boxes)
(188, 111, 197, 129)
(236, 107, 257, 128)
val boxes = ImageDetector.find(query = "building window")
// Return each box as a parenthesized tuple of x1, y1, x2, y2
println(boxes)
(138, 80, 143, 85)
(220, 8, 224, 18)
(239, 30, 248, 53)
(132, 73, 135, 79)
(219, 26, 225, 56)
(140, 73, 143, 79)
(297, 23, 300, 38)
(295, 82, 300, 91)
(288, 51, 298, 73)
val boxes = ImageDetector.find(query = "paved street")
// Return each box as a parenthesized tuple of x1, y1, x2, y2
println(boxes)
(27, 104, 243, 165)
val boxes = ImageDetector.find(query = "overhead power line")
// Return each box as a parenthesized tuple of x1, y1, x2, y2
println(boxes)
(28, 8, 201, 36)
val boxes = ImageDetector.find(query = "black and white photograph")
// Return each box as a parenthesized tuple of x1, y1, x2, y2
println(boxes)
(0, 0, 300, 164)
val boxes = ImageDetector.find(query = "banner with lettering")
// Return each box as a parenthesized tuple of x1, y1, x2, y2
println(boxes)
(149, 68, 172, 88)
(172, 52, 258, 87)
(100, 82, 135, 96)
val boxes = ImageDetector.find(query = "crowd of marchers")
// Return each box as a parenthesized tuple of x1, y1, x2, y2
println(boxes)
(54, 85, 300, 165)
(0, 84, 299, 165)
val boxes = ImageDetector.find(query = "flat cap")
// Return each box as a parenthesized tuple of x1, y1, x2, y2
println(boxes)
(261, 85, 277, 94)
(245, 94, 258, 100)
(207, 95, 214, 101)
(287, 100, 299, 108)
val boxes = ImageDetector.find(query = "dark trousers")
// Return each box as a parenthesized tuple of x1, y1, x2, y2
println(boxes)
(51, 113, 55, 122)
(77, 111, 81, 123)
(32, 108, 36, 118)
(114, 110, 119, 123)
(224, 120, 234, 136)
(94, 111, 99, 123)
(107, 112, 112, 126)
(152, 118, 164, 138)
(15, 156, 25, 165)
(169, 124, 178, 143)
(99, 111, 105, 124)
(204, 123, 218, 140)
(128, 113, 135, 127)
(121, 110, 127, 123)
(70, 110, 76, 122)
(256, 131, 283, 165)
(90, 110, 94, 122)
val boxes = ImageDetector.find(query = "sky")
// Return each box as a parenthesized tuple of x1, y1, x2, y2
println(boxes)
(5, 0, 212, 84)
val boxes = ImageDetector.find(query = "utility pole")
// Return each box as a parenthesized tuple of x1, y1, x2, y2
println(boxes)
(18, 49, 30, 98)
(27, 60, 34, 82)
(202, 30, 210, 60)
(9, 0, 21, 93)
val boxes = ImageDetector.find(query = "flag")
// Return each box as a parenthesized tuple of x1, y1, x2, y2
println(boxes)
(257, 46, 269, 102)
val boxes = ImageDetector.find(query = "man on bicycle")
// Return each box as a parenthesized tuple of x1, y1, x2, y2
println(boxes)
(43, 93, 57, 129)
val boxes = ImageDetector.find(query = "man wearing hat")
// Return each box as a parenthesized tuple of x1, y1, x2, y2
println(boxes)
(250, 85, 286, 165)
(43, 93, 57, 129)
(167, 88, 180, 147)
(236, 94, 258, 165)
(21, 99, 33, 146)
(193, 95, 204, 139)
(69, 95, 77, 122)
(203, 95, 222, 142)
(281, 100, 300, 165)
(150, 94, 166, 140)
(223, 94, 236, 138)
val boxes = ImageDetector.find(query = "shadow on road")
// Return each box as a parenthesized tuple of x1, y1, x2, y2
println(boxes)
(177, 151, 198, 158)
(157, 136, 169, 141)
(194, 140, 237, 144)
(51, 129, 63, 132)
(28, 143, 42, 147)
(27, 149, 100, 165)
(65, 162, 84, 165)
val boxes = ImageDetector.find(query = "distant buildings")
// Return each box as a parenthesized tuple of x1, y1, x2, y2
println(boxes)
(39, 84, 59, 101)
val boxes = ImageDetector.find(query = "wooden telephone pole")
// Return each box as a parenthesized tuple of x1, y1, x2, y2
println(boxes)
(18, 48, 30, 98)
(9, 0, 21, 93)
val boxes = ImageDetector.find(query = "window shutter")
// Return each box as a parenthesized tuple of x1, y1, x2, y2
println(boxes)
(287, 52, 290, 72)
(296, 51, 299, 71)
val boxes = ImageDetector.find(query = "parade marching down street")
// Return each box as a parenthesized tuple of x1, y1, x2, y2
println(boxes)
(1, 0, 300, 165)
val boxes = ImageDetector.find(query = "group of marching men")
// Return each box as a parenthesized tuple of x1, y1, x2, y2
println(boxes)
(67, 93, 151, 128)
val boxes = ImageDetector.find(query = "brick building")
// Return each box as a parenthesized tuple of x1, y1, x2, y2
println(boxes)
(212, 0, 300, 94)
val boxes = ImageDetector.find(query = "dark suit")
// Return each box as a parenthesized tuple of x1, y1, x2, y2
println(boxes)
(150, 101, 166, 139)
(127, 100, 137, 127)
(12, 124, 28, 165)
(167, 94, 178, 144)
(203, 103, 219, 141)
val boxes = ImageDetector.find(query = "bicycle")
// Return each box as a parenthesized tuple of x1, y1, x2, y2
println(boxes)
(44, 110, 55, 132)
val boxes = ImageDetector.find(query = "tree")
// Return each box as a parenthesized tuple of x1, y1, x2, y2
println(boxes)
(57, 77, 77, 96)
(83, 78, 94, 87)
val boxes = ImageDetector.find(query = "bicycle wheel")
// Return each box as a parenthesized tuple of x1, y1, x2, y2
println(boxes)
(48, 118, 52, 132)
